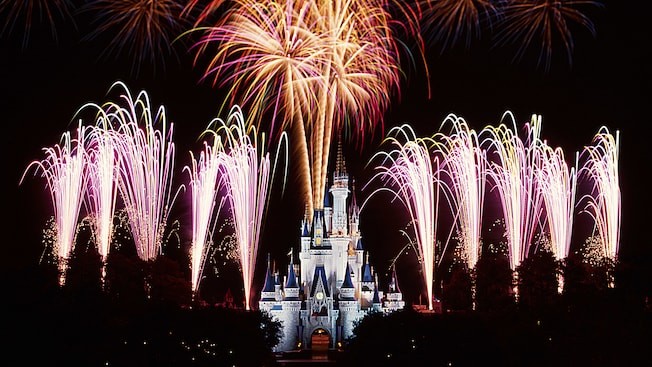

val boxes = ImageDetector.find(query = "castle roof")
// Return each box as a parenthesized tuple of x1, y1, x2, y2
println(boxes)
(362, 253, 374, 283)
(355, 238, 364, 251)
(372, 282, 381, 304)
(341, 262, 355, 289)
(261, 254, 276, 293)
(285, 257, 299, 289)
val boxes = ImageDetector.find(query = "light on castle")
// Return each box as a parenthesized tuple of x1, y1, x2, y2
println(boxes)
(259, 140, 405, 352)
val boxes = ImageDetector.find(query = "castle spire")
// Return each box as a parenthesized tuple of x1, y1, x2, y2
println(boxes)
(262, 254, 275, 293)
(335, 136, 346, 180)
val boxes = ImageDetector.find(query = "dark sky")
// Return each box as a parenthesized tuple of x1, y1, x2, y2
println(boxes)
(2, 0, 650, 303)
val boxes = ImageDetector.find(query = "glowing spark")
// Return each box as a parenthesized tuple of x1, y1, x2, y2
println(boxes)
(22, 124, 88, 285)
(368, 124, 440, 310)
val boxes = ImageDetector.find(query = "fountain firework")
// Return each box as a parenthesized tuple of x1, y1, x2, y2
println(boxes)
(84, 123, 120, 282)
(194, 0, 415, 220)
(211, 106, 284, 310)
(579, 127, 620, 263)
(368, 124, 440, 310)
(184, 129, 227, 298)
(434, 114, 486, 270)
(106, 82, 180, 262)
(21, 124, 88, 286)
(481, 113, 545, 272)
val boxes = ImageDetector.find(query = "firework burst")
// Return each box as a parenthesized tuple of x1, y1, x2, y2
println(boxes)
(368, 124, 440, 310)
(0, 0, 75, 45)
(84, 0, 186, 71)
(194, 0, 413, 220)
(494, 0, 602, 70)
(21, 124, 88, 285)
(420, 0, 501, 50)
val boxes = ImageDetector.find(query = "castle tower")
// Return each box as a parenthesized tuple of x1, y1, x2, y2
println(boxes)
(279, 250, 302, 351)
(339, 262, 360, 339)
(383, 264, 405, 311)
(260, 254, 278, 311)
(349, 179, 360, 236)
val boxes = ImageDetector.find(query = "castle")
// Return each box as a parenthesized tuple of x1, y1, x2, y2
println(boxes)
(259, 143, 405, 352)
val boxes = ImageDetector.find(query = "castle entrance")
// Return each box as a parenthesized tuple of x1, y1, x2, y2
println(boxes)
(310, 328, 330, 355)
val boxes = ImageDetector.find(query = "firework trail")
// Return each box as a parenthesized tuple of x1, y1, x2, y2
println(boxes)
(481, 113, 546, 272)
(84, 0, 186, 70)
(104, 82, 180, 262)
(368, 124, 440, 310)
(184, 129, 227, 298)
(212, 105, 285, 310)
(494, 0, 602, 70)
(83, 123, 120, 282)
(433, 114, 486, 270)
(21, 124, 88, 286)
(579, 127, 620, 262)
(0, 0, 75, 45)
(419, 0, 501, 50)
(194, 0, 414, 219)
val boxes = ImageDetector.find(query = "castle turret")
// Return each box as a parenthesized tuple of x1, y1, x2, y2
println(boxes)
(383, 264, 405, 311)
(279, 250, 302, 351)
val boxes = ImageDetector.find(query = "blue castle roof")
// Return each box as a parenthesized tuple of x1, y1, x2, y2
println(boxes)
(342, 263, 355, 289)
(286, 259, 298, 289)
(262, 254, 276, 293)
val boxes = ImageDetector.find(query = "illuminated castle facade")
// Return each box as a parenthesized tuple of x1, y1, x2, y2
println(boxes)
(259, 143, 405, 352)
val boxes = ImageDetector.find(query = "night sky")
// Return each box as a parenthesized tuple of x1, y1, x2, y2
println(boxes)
(2, 0, 650, 305)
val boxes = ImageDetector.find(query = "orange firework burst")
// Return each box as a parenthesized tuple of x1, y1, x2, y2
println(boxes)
(494, 0, 602, 69)
(195, 0, 415, 218)
(85, 0, 186, 71)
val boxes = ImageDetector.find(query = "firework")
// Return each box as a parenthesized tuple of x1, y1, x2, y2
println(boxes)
(194, 0, 412, 219)
(368, 124, 440, 310)
(21, 124, 88, 286)
(494, 0, 602, 69)
(84, 0, 186, 70)
(184, 129, 227, 298)
(181, 0, 226, 26)
(0, 0, 74, 45)
(104, 82, 180, 262)
(420, 0, 500, 50)
(212, 106, 277, 310)
(579, 127, 620, 262)
(481, 113, 545, 272)
(434, 114, 486, 270)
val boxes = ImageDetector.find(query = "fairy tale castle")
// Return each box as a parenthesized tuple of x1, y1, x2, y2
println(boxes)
(259, 143, 405, 352)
